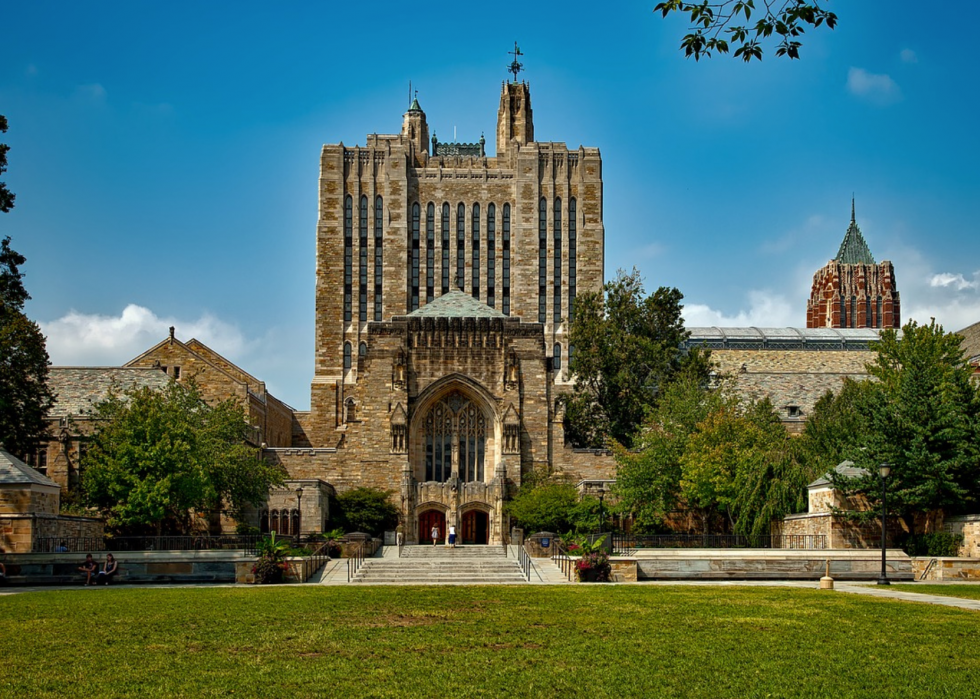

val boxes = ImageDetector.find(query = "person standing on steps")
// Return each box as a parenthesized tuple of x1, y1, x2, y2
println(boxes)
(448, 524, 457, 548)
(431, 524, 440, 546)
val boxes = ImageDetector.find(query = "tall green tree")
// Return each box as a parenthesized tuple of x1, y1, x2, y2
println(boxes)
(839, 320, 980, 533)
(82, 381, 285, 534)
(331, 487, 399, 537)
(654, 0, 838, 61)
(563, 268, 710, 449)
(0, 114, 53, 457)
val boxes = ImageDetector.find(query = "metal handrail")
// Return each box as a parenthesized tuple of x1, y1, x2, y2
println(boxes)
(308, 540, 331, 575)
(518, 543, 532, 581)
(918, 557, 939, 581)
(551, 541, 576, 582)
(347, 541, 365, 583)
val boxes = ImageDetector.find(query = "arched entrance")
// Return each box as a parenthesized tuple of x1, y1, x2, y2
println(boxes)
(462, 510, 489, 545)
(418, 509, 446, 544)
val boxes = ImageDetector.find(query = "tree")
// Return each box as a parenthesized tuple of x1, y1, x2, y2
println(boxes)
(0, 116, 54, 457)
(563, 268, 710, 449)
(0, 115, 15, 212)
(653, 0, 837, 61)
(331, 487, 399, 536)
(505, 481, 601, 534)
(82, 381, 285, 534)
(837, 320, 980, 533)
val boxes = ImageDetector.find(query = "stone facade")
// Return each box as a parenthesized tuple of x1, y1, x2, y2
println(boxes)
(806, 201, 900, 329)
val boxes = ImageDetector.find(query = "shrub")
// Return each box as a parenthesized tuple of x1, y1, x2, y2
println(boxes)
(902, 532, 964, 557)
(252, 532, 289, 584)
(331, 488, 399, 537)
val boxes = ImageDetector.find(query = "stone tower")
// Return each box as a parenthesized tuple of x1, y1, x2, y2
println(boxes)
(496, 81, 533, 158)
(806, 200, 901, 329)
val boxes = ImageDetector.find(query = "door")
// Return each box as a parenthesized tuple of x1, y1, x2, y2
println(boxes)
(461, 510, 489, 545)
(418, 509, 446, 544)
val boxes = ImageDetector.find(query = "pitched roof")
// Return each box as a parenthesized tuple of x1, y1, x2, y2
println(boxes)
(47, 367, 173, 419)
(808, 460, 870, 488)
(404, 289, 508, 319)
(835, 201, 876, 265)
(0, 447, 60, 487)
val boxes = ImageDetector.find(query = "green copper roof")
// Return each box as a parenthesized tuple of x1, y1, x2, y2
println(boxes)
(409, 97, 422, 112)
(834, 199, 876, 265)
(406, 289, 508, 319)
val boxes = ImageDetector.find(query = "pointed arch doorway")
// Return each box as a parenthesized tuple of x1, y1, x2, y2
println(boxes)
(418, 509, 446, 544)
(461, 509, 489, 545)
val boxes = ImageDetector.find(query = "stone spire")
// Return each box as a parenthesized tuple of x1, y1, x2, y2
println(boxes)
(401, 87, 429, 158)
(835, 198, 875, 265)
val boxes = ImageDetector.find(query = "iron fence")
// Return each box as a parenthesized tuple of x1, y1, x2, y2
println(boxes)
(612, 533, 827, 554)
(32, 534, 293, 556)
(518, 543, 532, 581)
(347, 541, 366, 582)
(551, 541, 576, 582)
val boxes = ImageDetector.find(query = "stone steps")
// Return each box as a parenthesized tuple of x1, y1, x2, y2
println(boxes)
(352, 549, 526, 584)
(400, 545, 506, 559)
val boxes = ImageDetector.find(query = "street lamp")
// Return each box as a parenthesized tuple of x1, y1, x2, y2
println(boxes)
(877, 464, 891, 586)
(296, 486, 304, 544)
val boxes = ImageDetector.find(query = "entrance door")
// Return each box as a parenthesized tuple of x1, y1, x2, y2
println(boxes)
(418, 509, 446, 544)
(461, 510, 489, 545)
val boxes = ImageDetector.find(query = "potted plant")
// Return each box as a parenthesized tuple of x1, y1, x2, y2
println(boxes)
(252, 532, 290, 584)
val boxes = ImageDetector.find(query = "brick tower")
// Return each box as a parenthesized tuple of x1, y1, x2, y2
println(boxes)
(806, 200, 900, 329)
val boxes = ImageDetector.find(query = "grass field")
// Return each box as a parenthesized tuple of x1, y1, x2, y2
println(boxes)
(1, 585, 977, 698)
(890, 584, 980, 601)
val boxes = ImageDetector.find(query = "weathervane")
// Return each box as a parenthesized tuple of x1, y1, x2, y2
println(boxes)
(508, 42, 524, 82)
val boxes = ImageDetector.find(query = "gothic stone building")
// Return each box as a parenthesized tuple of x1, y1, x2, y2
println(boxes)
(265, 77, 615, 544)
(807, 200, 900, 329)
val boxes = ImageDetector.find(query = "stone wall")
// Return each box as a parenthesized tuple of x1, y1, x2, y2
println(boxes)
(945, 514, 980, 557)
(911, 556, 980, 581)
(1, 514, 104, 553)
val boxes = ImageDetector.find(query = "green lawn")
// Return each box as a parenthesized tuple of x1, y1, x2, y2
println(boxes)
(1, 585, 977, 698)
(891, 584, 980, 601)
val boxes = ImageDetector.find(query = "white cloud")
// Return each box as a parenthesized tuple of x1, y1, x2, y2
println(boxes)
(929, 272, 979, 291)
(900, 49, 918, 64)
(41, 304, 245, 367)
(74, 83, 107, 103)
(683, 290, 796, 327)
(847, 67, 902, 105)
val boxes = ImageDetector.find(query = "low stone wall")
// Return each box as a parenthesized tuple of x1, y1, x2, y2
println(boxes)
(633, 549, 913, 581)
(911, 557, 980, 581)
(4, 550, 254, 585)
(0, 513, 104, 553)
(945, 515, 980, 558)
(524, 532, 559, 558)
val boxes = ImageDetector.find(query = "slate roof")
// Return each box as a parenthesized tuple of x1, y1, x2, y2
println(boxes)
(404, 289, 509, 319)
(835, 202, 876, 265)
(48, 367, 173, 419)
(809, 460, 870, 488)
(0, 447, 60, 487)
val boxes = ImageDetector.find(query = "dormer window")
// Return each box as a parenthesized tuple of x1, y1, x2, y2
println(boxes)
(786, 405, 802, 418)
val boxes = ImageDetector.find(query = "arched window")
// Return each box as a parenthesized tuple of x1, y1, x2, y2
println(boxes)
(291, 510, 300, 538)
(344, 196, 353, 323)
(554, 197, 562, 322)
(271, 510, 280, 535)
(487, 204, 496, 308)
(553, 343, 562, 371)
(422, 391, 487, 483)
(345, 397, 357, 423)
(411, 203, 420, 311)
(568, 198, 577, 321)
(456, 204, 465, 289)
(441, 203, 450, 294)
(426, 203, 435, 304)
(374, 196, 383, 321)
(260, 510, 270, 534)
(502, 204, 511, 315)
(472, 203, 481, 299)
(359, 196, 368, 322)
(538, 198, 547, 323)
(358, 341, 367, 357)
(343, 342, 352, 371)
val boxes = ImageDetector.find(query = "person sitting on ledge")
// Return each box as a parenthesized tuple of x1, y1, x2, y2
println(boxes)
(78, 553, 98, 586)
(94, 553, 118, 585)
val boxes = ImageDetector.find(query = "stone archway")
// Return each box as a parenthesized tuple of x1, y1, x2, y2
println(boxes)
(418, 508, 446, 544)
(461, 508, 490, 545)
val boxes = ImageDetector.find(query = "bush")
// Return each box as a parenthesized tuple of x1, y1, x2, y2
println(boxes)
(506, 482, 603, 534)
(331, 488, 399, 537)
(902, 532, 964, 557)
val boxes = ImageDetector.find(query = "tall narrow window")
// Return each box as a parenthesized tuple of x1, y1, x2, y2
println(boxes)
(553, 343, 562, 371)
(553, 197, 562, 322)
(456, 204, 465, 290)
(441, 203, 450, 294)
(426, 203, 435, 304)
(568, 198, 577, 321)
(840, 298, 847, 327)
(538, 198, 547, 323)
(374, 196, 383, 321)
(487, 204, 496, 308)
(851, 296, 857, 328)
(411, 203, 420, 311)
(866, 297, 872, 327)
(343, 342, 352, 371)
(877, 296, 883, 328)
(472, 203, 481, 299)
(502, 203, 511, 316)
(344, 195, 353, 323)
(359, 196, 368, 322)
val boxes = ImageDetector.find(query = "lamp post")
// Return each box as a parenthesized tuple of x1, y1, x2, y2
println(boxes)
(296, 486, 304, 544)
(598, 491, 605, 532)
(877, 464, 891, 586)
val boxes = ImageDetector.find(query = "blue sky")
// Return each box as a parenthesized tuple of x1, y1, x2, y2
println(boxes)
(3, 2, 979, 409)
